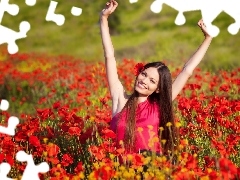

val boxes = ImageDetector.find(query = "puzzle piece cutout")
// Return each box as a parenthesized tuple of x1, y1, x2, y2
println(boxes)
(0, 163, 14, 180)
(16, 151, 50, 180)
(0, 100, 19, 136)
(0, 99, 19, 136)
(0, 0, 19, 23)
(71, 6, 82, 17)
(129, 0, 138, 3)
(0, 0, 34, 54)
(46, 0, 82, 26)
(0, 116, 19, 136)
(223, 1, 240, 35)
(0, 151, 49, 180)
(0, 0, 36, 22)
(0, 22, 30, 54)
(0, 0, 82, 54)
(131, 0, 240, 37)
(0, 100, 9, 111)
(0, 100, 50, 179)
(25, 0, 37, 6)
(46, 1, 65, 26)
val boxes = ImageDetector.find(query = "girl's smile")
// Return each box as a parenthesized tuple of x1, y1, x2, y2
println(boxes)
(135, 67, 159, 96)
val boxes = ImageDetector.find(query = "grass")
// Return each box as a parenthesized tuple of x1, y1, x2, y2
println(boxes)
(1, 0, 239, 71)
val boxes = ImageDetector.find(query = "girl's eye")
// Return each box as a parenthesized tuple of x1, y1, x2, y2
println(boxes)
(151, 80, 155, 84)
(141, 72, 146, 76)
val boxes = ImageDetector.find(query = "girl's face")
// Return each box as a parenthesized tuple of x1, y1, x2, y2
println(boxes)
(135, 67, 159, 96)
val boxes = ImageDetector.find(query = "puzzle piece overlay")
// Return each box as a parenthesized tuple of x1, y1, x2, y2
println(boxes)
(0, 100, 50, 180)
(0, 0, 82, 54)
(0, 0, 36, 54)
(131, 0, 240, 37)
(46, 0, 82, 26)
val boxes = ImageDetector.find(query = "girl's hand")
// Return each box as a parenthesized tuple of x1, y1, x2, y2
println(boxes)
(198, 19, 212, 39)
(100, 0, 118, 18)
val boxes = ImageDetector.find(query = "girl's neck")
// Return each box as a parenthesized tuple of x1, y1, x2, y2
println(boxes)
(137, 96, 148, 104)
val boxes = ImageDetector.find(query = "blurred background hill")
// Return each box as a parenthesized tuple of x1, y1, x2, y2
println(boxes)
(1, 0, 239, 71)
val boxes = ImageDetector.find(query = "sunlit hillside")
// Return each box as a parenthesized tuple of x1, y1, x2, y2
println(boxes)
(1, 0, 239, 71)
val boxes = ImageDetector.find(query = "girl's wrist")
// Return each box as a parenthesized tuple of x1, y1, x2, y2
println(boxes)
(99, 15, 108, 26)
(205, 36, 212, 41)
(100, 14, 109, 20)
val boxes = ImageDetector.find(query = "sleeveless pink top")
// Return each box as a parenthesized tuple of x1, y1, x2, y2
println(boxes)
(110, 98, 161, 153)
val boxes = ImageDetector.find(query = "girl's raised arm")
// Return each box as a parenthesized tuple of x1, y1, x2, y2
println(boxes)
(172, 19, 213, 101)
(100, 0, 125, 113)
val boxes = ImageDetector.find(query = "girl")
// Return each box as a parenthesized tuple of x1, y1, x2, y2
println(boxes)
(100, 0, 212, 155)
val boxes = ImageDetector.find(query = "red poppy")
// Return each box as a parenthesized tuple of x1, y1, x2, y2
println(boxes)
(14, 131, 28, 142)
(46, 143, 60, 157)
(52, 101, 61, 109)
(29, 135, 41, 147)
(93, 165, 115, 180)
(188, 83, 201, 90)
(5, 155, 14, 166)
(132, 153, 144, 167)
(0, 153, 5, 163)
(62, 154, 73, 167)
(219, 157, 238, 179)
(219, 158, 238, 173)
(36, 108, 53, 120)
(204, 156, 215, 168)
(88, 145, 106, 160)
(74, 162, 84, 173)
(185, 154, 198, 170)
(49, 165, 66, 177)
(78, 127, 95, 144)
(101, 128, 116, 139)
(134, 63, 144, 76)
(173, 171, 195, 180)
(219, 84, 230, 92)
(100, 97, 108, 106)
(72, 113, 84, 125)
(68, 127, 81, 136)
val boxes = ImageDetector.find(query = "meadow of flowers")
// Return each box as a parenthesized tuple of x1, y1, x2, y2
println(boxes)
(0, 48, 240, 180)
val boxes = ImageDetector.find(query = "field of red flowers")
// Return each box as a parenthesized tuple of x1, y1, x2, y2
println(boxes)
(0, 48, 240, 180)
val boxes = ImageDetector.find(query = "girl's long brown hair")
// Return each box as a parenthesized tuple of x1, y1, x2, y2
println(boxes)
(120, 62, 177, 154)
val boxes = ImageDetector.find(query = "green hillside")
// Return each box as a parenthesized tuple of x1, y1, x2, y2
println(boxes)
(1, 0, 239, 71)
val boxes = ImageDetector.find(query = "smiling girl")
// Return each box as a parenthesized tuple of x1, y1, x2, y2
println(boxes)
(99, 0, 213, 154)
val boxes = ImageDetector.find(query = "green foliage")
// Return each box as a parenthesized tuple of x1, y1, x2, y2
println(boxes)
(0, 0, 239, 71)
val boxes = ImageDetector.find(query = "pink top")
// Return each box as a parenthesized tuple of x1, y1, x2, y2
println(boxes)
(110, 98, 161, 153)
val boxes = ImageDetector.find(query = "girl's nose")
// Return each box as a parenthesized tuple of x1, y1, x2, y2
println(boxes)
(141, 77, 148, 84)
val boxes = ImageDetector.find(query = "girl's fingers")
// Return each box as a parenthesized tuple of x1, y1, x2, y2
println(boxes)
(197, 19, 207, 35)
(105, 2, 110, 8)
(110, 1, 118, 12)
(103, 0, 118, 14)
(111, 5, 118, 12)
(113, 0, 118, 6)
(197, 20, 201, 27)
(106, 1, 112, 8)
(109, 1, 118, 13)
(113, 1, 118, 8)
(198, 19, 207, 30)
(198, 19, 204, 25)
(107, 2, 114, 12)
